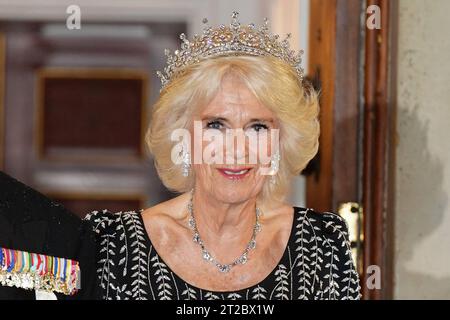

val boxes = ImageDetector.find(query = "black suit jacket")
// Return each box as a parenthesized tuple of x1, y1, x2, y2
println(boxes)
(0, 171, 98, 300)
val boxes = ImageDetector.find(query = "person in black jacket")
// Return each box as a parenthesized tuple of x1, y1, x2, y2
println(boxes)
(0, 171, 98, 300)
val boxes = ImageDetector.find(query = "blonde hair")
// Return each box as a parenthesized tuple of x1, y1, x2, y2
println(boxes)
(146, 55, 320, 205)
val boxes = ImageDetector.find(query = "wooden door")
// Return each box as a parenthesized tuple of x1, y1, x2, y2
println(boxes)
(305, 0, 398, 300)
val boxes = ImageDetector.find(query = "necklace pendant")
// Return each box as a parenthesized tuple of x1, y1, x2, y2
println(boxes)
(202, 250, 212, 261)
(193, 233, 200, 243)
(218, 264, 231, 273)
(237, 254, 248, 265)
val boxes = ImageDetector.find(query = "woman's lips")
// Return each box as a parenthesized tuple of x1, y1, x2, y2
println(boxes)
(216, 167, 252, 180)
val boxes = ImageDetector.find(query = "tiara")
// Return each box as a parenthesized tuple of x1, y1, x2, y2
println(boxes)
(156, 11, 305, 92)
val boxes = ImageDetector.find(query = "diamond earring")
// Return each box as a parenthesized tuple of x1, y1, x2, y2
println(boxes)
(270, 151, 280, 184)
(181, 145, 191, 177)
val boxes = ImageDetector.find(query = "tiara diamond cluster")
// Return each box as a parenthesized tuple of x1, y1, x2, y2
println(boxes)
(156, 11, 305, 92)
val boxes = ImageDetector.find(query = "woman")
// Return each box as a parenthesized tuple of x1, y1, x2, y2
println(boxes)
(84, 12, 361, 300)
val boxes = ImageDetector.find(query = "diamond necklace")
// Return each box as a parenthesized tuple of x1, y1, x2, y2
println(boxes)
(187, 194, 262, 273)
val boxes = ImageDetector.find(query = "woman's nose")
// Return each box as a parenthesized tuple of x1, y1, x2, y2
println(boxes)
(224, 129, 248, 164)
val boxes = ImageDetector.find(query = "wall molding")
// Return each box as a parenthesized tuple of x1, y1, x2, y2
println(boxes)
(0, 0, 275, 40)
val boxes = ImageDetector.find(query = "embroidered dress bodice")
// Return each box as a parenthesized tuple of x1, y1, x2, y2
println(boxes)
(83, 207, 361, 300)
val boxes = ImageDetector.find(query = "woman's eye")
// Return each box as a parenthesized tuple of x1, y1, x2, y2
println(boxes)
(249, 123, 269, 132)
(206, 120, 224, 130)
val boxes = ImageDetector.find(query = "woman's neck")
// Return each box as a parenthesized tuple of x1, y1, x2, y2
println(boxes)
(190, 189, 258, 244)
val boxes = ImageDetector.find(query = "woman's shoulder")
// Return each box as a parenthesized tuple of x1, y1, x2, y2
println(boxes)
(291, 206, 354, 262)
(293, 206, 350, 237)
(139, 194, 192, 234)
(141, 193, 190, 220)
(83, 209, 144, 236)
(83, 193, 189, 242)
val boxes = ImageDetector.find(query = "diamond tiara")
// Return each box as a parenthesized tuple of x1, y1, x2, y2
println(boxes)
(156, 11, 305, 92)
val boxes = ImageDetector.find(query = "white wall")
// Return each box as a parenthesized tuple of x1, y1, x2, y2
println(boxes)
(267, 0, 310, 208)
(395, 0, 450, 299)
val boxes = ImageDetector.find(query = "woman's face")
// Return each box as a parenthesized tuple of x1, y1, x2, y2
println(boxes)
(191, 74, 278, 204)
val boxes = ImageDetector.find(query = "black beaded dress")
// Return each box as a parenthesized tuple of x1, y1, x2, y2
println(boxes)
(83, 207, 361, 300)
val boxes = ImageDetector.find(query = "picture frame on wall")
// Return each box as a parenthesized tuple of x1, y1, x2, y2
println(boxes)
(35, 68, 149, 163)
